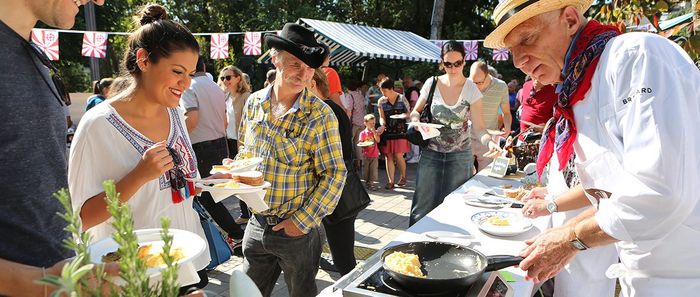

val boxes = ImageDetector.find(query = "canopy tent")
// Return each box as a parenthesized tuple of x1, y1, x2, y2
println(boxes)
(258, 18, 441, 67)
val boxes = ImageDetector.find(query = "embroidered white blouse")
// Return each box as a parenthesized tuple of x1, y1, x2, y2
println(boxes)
(68, 103, 210, 271)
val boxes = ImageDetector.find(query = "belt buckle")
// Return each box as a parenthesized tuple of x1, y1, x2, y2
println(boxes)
(265, 216, 279, 226)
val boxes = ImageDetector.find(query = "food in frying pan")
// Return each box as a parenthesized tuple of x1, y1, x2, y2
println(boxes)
(385, 251, 426, 278)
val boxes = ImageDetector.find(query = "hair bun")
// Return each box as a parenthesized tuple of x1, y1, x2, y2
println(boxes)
(135, 4, 168, 26)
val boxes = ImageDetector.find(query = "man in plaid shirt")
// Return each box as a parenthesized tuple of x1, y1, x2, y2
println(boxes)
(238, 23, 347, 297)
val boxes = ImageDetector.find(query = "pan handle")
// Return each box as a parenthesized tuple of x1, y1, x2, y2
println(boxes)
(485, 255, 524, 272)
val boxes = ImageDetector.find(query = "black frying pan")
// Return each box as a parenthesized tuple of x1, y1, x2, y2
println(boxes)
(381, 241, 522, 294)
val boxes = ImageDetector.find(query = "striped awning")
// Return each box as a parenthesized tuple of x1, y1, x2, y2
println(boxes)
(258, 18, 441, 66)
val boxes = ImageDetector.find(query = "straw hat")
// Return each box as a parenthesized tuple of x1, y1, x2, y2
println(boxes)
(484, 0, 593, 49)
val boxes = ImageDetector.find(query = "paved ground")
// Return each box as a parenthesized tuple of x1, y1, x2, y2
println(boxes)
(202, 160, 419, 297)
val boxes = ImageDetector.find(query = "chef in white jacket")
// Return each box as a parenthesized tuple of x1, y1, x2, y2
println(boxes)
(521, 154, 618, 297)
(483, 0, 700, 296)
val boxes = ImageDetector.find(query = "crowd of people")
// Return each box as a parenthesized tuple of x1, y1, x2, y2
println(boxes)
(2, 0, 700, 297)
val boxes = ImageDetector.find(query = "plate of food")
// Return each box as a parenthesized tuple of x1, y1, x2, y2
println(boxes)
(471, 211, 533, 237)
(494, 184, 536, 201)
(357, 141, 374, 147)
(89, 228, 206, 286)
(196, 179, 270, 200)
(390, 114, 407, 119)
(408, 122, 444, 129)
(486, 129, 505, 136)
(209, 157, 264, 174)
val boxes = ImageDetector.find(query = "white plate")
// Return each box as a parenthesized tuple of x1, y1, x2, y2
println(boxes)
(357, 141, 374, 147)
(464, 198, 508, 209)
(471, 211, 533, 237)
(421, 231, 473, 246)
(209, 157, 264, 174)
(197, 181, 271, 196)
(486, 129, 505, 135)
(88, 228, 206, 286)
(390, 114, 407, 119)
(408, 122, 444, 129)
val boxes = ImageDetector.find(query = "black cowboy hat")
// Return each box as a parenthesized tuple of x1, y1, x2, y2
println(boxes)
(264, 23, 328, 69)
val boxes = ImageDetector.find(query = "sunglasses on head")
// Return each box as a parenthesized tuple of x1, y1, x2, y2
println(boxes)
(166, 147, 186, 190)
(219, 75, 234, 81)
(442, 59, 464, 69)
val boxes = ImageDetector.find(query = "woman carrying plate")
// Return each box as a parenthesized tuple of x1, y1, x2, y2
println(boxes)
(68, 5, 210, 293)
(408, 40, 500, 226)
(377, 78, 409, 190)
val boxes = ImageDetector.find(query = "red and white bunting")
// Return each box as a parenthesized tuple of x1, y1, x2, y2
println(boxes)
(81, 32, 108, 58)
(31, 29, 60, 60)
(492, 48, 510, 61)
(243, 32, 262, 56)
(464, 40, 479, 61)
(210, 33, 229, 59)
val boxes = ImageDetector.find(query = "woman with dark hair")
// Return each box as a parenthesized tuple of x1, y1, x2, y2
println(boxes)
(85, 77, 113, 111)
(377, 78, 409, 189)
(308, 69, 359, 276)
(408, 40, 499, 225)
(217, 65, 252, 224)
(68, 4, 211, 291)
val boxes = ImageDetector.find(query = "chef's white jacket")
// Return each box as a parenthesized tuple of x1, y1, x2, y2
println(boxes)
(546, 155, 618, 297)
(571, 32, 700, 296)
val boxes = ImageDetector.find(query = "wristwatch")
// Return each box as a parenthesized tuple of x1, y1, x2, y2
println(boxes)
(569, 227, 589, 251)
(546, 200, 558, 214)
(570, 236, 589, 251)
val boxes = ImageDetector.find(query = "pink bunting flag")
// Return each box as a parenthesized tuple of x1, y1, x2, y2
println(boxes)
(492, 48, 510, 61)
(464, 40, 479, 61)
(81, 32, 108, 58)
(243, 32, 262, 56)
(210, 33, 229, 59)
(31, 29, 60, 60)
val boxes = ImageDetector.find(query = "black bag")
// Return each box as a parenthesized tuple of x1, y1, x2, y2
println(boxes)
(324, 162, 371, 225)
(406, 76, 438, 146)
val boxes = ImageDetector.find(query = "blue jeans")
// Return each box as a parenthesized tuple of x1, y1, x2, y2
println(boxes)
(409, 149, 474, 226)
(242, 217, 321, 297)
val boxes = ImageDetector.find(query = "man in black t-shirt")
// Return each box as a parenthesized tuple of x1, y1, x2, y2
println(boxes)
(0, 1, 114, 296)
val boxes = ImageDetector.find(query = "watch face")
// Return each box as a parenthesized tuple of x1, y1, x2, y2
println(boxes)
(547, 202, 556, 213)
(570, 239, 587, 250)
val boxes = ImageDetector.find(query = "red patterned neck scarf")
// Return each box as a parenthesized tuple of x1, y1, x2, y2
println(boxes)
(536, 20, 620, 178)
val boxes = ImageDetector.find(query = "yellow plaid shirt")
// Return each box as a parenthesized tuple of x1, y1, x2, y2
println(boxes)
(238, 86, 347, 233)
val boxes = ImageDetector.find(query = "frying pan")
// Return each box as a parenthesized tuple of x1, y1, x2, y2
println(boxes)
(381, 241, 522, 294)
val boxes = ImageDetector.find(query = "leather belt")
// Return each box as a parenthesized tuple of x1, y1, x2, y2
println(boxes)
(253, 214, 287, 226)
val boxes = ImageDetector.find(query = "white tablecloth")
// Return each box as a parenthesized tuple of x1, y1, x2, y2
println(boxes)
(323, 171, 550, 297)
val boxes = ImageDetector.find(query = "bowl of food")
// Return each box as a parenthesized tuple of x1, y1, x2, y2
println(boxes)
(89, 228, 206, 286)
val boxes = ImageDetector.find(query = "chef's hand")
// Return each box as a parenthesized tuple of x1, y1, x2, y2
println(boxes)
(272, 219, 305, 237)
(522, 186, 548, 203)
(522, 199, 549, 218)
(519, 227, 578, 283)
